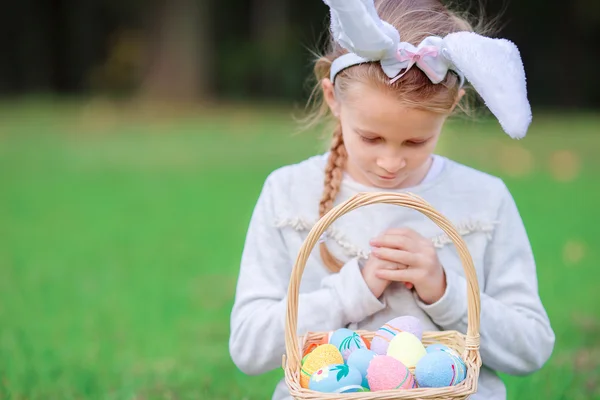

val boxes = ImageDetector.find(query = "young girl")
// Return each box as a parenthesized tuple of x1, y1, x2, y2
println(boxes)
(229, 0, 555, 399)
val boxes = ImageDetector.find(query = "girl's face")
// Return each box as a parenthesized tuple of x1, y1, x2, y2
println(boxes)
(323, 79, 450, 190)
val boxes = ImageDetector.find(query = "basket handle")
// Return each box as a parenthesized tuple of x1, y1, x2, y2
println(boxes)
(284, 192, 481, 369)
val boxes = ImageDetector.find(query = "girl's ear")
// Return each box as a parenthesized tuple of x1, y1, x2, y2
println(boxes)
(321, 78, 341, 118)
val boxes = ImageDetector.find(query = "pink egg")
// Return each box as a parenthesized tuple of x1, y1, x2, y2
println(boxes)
(367, 355, 416, 391)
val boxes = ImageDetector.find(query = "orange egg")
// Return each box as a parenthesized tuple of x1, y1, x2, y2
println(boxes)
(302, 336, 329, 358)
(361, 335, 371, 350)
(302, 343, 318, 358)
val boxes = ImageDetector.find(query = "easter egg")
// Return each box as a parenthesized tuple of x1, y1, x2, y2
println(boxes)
(371, 316, 423, 355)
(303, 338, 327, 358)
(347, 349, 377, 389)
(361, 335, 371, 350)
(300, 344, 343, 388)
(426, 343, 458, 356)
(387, 332, 427, 368)
(329, 328, 367, 362)
(415, 351, 466, 387)
(309, 364, 364, 393)
(367, 355, 416, 391)
(425, 344, 467, 381)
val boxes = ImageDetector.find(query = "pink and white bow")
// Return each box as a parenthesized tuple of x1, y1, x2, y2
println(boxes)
(325, 0, 532, 139)
(379, 37, 458, 85)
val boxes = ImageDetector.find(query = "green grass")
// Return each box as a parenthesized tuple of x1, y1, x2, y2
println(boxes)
(1, 99, 599, 399)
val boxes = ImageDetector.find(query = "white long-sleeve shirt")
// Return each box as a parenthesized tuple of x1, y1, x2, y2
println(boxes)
(229, 153, 555, 400)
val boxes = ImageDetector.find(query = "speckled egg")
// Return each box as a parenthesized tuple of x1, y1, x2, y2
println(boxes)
(425, 344, 467, 381)
(347, 348, 377, 389)
(329, 328, 367, 362)
(415, 351, 466, 387)
(300, 344, 343, 388)
(367, 355, 416, 391)
(309, 364, 365, 393)
(386, 331, 427, 368)
(371, 316, 423, 355)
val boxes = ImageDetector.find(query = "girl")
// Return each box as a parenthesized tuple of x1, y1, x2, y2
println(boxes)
(229, 0, 555, 399)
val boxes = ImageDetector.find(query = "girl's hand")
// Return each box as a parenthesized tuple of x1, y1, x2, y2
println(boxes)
(360, 253, 399, 299)
(369, 228, 447, 305)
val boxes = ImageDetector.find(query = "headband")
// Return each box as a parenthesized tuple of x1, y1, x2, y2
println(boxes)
(324, 0, 532, 139)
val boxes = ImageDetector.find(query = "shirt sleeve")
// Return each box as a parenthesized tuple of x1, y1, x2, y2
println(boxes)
(416, 181, 556, 375)
(229, 173, 386, 375)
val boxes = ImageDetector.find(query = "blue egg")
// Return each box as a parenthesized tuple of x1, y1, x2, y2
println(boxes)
(347, 348, 377, 389)
(328, 328, 367, 362)
(309, 364, 364, 393)
(415, 352, 466, 388)
(426, 344, 453, 354)
(425, 344, 467, 380)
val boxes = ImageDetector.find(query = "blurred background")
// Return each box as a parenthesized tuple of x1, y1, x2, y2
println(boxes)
(1, 0, 599, 399)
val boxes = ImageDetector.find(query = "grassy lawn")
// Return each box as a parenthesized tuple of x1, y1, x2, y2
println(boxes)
(0, 99, 598, 399)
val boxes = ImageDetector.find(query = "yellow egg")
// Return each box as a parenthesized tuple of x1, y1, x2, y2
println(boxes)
(300, 344, 343, 388)
(386, 332, 427, 368)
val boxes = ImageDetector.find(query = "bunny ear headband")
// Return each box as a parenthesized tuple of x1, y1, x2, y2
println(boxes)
(324, 0, 532, 139)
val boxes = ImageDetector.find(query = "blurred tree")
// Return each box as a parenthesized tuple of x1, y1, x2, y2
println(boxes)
(88, 29, 146, 95)
(0, 0, 598, 107)
(250, 0, 291, 95)
(139, 0, 214, 101)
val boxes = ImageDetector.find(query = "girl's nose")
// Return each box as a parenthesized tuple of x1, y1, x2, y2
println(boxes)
(376, 156, 406, 174)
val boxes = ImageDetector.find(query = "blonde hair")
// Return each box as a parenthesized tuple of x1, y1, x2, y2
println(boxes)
(305, 0, 492, 272)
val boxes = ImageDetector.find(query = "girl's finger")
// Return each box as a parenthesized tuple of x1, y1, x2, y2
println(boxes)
(371, 247, 418, 266)
(375, 268, 418, 283)
(370, 234, 415, 251)
(382, 261, 408, 270)
(382, 228, 422, 240)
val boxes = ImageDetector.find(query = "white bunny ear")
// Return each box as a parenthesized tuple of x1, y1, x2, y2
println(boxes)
(324, 0, 399, 60)
(443, 32, 532, 139)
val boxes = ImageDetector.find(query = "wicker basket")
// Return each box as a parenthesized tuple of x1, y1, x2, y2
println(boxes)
(282, 192, 482, 399)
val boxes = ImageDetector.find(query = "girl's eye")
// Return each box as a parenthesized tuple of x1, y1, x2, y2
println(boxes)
(406, 140, 428, 146)
(360, 136, 380, 143)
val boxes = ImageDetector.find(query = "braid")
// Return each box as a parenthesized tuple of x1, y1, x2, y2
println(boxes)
(319, 125, 347, 272)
